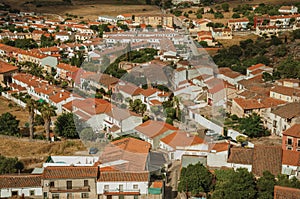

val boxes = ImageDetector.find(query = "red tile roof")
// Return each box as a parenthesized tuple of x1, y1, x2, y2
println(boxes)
(227, 147, 254, 164)
(282, 150, 300, 166)
(252, 145, 282, 177)
(100, 137, 150, 171)
(57, 63, 79, 73)
(111, 137, 151, 154)
(0, 174, 41, 188)
(160, 131, 204, 149)
(141, 88, 158, 97)
(271, 85, 300, 97)
(72, 98, 113, 116)
(233, 98, 264, 110)
(274, 185, 300, 199)
(283, 124, 300, 138)
(43, 166, 99, 179)
(98, 171, 149, 182)
(248, 63, 265, 71)
(135, 120, 178, 138)
(0, 61, 18, 73)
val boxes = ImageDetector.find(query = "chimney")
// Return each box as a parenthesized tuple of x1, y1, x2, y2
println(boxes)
(59, 93, 62, 98)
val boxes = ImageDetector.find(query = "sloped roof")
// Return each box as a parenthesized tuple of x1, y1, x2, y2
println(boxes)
(100, 138, 150, 171)
(160, 131, 204, 149)
(271, 102, 300, 119)
(282, 150, 300, 166)
(135, 120, 178, 138)
(0, 174, 41, 188)
(282, 124, 300, 138)
(252, 145, 282, 177)
(227, 147, 253, 165)
(274, 185, 300, 199)
(0, 61, 18, 73)
(43, 166, 99, 179)
(98, 171, 149, 182)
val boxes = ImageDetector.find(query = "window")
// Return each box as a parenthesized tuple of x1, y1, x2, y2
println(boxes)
(298, 140, 300, 147)
(43, 192, 48, 199)
(119, 184, 123, 191)
(52, 194, 60, 199)
(11, 191, 18, 196)
(288, 138, 293, 145)
(287, 146, 292, 150)
(133, 184, 138, 189)
(119, 196, 124, 199)
(134, 196, 138, 199)
(30, 190, 35, 196)
(81, 193, 89, 198)
(67, 181, 72, 189)
(49, 181, 55, 187)
(104, 185, 109, 190)
(84, 180, 89, 187)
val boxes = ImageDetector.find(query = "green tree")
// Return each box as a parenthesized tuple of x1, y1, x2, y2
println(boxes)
(257, 171, 276, 199)
(0, 155, 24, 174)
(54, 113, 79, 139)
(232, 13, 240, 18)
(222, 3, 230, 12)
(0, 112, 20, 136)
(129, 99, 147, 116)
(213, 168, 257, 199)
(178, 163, 213, 198)
(26, 98, 37, 140)
(237, 113, 270, 138)
(39, 103, 56, 141)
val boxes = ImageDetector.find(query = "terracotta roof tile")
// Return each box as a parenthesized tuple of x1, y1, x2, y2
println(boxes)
(271, 102, 300, 119)
(227, 147, 253, 164)
(100, 138, 150, 171)
(0, 174, 41, 188)
(283, 124, 300, 138)
(141, 88, 158, 97)
(248, 63, 265, 71)
(57, 63, 79, 73)
(160, 131, 204, 149)
(233, 98, 264, 110)
(43, 166, 99, 179)
(0, 61, 18, 73)
(135, 120, 178, 138)
(98, 171, 149, 182)
(274, 185, 300, 199)
(252, 145, 282, 177)
(282, 150, 300, 166)
(271, 85, 300, 97)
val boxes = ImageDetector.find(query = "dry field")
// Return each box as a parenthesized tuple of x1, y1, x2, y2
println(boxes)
(0, 0, 162, 20)
(0, 96, 28, 127)
(0, 136, 86, 169)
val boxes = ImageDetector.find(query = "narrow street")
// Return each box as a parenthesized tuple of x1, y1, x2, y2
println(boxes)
(165, 160, 181, 199)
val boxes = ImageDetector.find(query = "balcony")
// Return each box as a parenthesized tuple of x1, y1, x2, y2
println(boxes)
(104, 189, 140, 195)
(49, 186, 90, 193)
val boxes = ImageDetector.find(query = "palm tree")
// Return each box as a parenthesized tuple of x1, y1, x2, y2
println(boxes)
(26, 98, 37, 140)
(173, 96, 180, 119)
(39, 103, 56, 141)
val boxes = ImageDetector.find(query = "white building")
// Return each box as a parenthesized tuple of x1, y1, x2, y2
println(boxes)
(0, 174, 43, 198)
(97, 171, 149, 199)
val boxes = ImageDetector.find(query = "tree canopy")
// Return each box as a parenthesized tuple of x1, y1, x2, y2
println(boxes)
(178, 163, 213, 197)
(0, 112, 20, 136)
(0, 155, 24, 174)
(212, 168, 257, 199)
(54, 113, 80, 139)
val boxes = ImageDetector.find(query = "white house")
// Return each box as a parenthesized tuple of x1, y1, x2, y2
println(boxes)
(97, 171, 149, 199)
(279, 6, 298, 15)
(98, 16, 118, 23)
(159, 131, 208, 160)
(0, 174, 43, 198)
